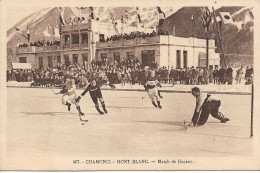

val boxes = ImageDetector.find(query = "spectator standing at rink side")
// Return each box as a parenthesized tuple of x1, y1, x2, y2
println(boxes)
(226, 65, 233, 85)
(190, 87, 230, 126)
(218, 66, 226, 84)
(235, 67, 243, 84)
(213, 67, 219, 84)
(202, 67, 209, 84)
(245, 66, 253, 85)
(249, 65, 254, 84)
(198, 67, 203, 84)
(191, 67, 197, 85)
(209, 68, 213, 84)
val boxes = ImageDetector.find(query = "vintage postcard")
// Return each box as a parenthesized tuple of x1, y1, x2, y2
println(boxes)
(0, 0, 260, 170)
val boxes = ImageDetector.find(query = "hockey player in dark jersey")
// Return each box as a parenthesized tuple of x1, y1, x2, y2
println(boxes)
(75, 78, 108, 115)
(190, 87, 230, 126)
(144, 70, 162, 108)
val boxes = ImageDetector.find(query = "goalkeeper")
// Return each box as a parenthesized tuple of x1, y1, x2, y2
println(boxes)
(190, 87, 230, 126)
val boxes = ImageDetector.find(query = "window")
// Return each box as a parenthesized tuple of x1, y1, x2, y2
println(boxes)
(114, 52, 120, 63)
(215, 65, 218, 69)
(72, 33, 79, 44)
(99, 34, 105, 42)
(39, 57, 43, 69)
(176, 50, 181, 69)
(64, 54, 70, 66)
(101, 53, 107, 61)
(48, 56, 53, 67)
(64, 35, 70, 46)
(127, 52, 134, 60)
(57, 56, 61, 63)
(82, 53, 88, 63)
(183, 51, 187, 68)
(73, 54, 78, 64)
(19, 57, 27, 63)
(101, 53, 107, 66)
(81, 33, 88, 44)
(141, 50, 155, 67)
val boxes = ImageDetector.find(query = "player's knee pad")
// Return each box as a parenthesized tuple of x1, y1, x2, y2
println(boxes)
(95, 103, 99, 108)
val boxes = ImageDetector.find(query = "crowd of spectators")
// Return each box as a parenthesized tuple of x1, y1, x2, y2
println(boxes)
(7, 58, 254, 87)
(103, 29, 168, 42)
(18, 40, 60, 48)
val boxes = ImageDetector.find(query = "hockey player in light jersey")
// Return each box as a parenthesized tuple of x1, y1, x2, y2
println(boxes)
(190, 87, 230, 126)
(60, 77, 84, 116)
(144, 70, 162, 109)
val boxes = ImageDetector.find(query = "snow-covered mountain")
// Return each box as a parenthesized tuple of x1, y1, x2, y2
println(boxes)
(7, 7, 175, 43)
(161, 6, 254, 55)
(7, 6, 254, 56)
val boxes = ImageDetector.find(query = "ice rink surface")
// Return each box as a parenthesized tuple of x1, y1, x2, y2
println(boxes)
(6, 87, 253, 158)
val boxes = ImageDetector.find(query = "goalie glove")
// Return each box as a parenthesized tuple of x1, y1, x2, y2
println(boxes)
(191, 111, 200, 126)
(75, 96, 81, 103)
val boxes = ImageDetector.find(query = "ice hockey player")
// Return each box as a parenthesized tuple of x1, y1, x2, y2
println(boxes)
(75, 78, 108, 115)
(144, 70, 162, 108)
(60, 77, 84, 116)
(190, 87, 230, 126)
(60, 77, 72, 111)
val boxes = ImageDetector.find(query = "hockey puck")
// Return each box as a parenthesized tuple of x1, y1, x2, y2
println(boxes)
(81, 123, 84, 125)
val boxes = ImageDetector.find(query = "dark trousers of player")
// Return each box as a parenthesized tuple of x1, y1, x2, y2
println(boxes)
(90, 88, 107, 114)
(197, 100, 228, 125)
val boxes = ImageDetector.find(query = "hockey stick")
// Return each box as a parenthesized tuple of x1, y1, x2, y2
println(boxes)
(79, 113, 88, 122)
(50, 87, 60, 95)
(75, 103, 88, 122)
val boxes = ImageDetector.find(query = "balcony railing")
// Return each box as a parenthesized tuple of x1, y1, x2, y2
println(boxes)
(96, 36, 160, 48)
(16, 45, 61, 54)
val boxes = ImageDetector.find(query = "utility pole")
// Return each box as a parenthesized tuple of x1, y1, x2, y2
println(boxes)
(212, 7, 227, 67)
(201, 8, 212, 69)
(191, 15, 195, 66)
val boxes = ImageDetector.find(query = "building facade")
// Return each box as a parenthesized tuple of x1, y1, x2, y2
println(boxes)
(13, 19, 220, 70)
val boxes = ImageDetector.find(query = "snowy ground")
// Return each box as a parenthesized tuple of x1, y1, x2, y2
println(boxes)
(5, 87, 253, 160)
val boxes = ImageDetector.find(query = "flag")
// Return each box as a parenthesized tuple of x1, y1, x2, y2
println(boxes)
(52, 27, 55, 36)
(110, 13, 119, 35)
(201, 8, 212, 32)
(125, 10, 128, 21)
(191, 15, 195, 37)
(219, 12, 233, 24)
(215, 16, 223, 30)
(136, 7, 144, 27)
(59, 15, 65, 25)
(14, 27, 28, 40)
(249, 11, 254, 19)
(137, 14, 142, 23)
(26, 24, 30, 41)
(59, 7, 65, 25)
(89, 7, 94, 19)
(76, 7, 88, 15)
(172, 25, 175, 36)
(121, 16, 126, 24)
(157, 7, 165, 27)
(136, 7, 142, 23)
